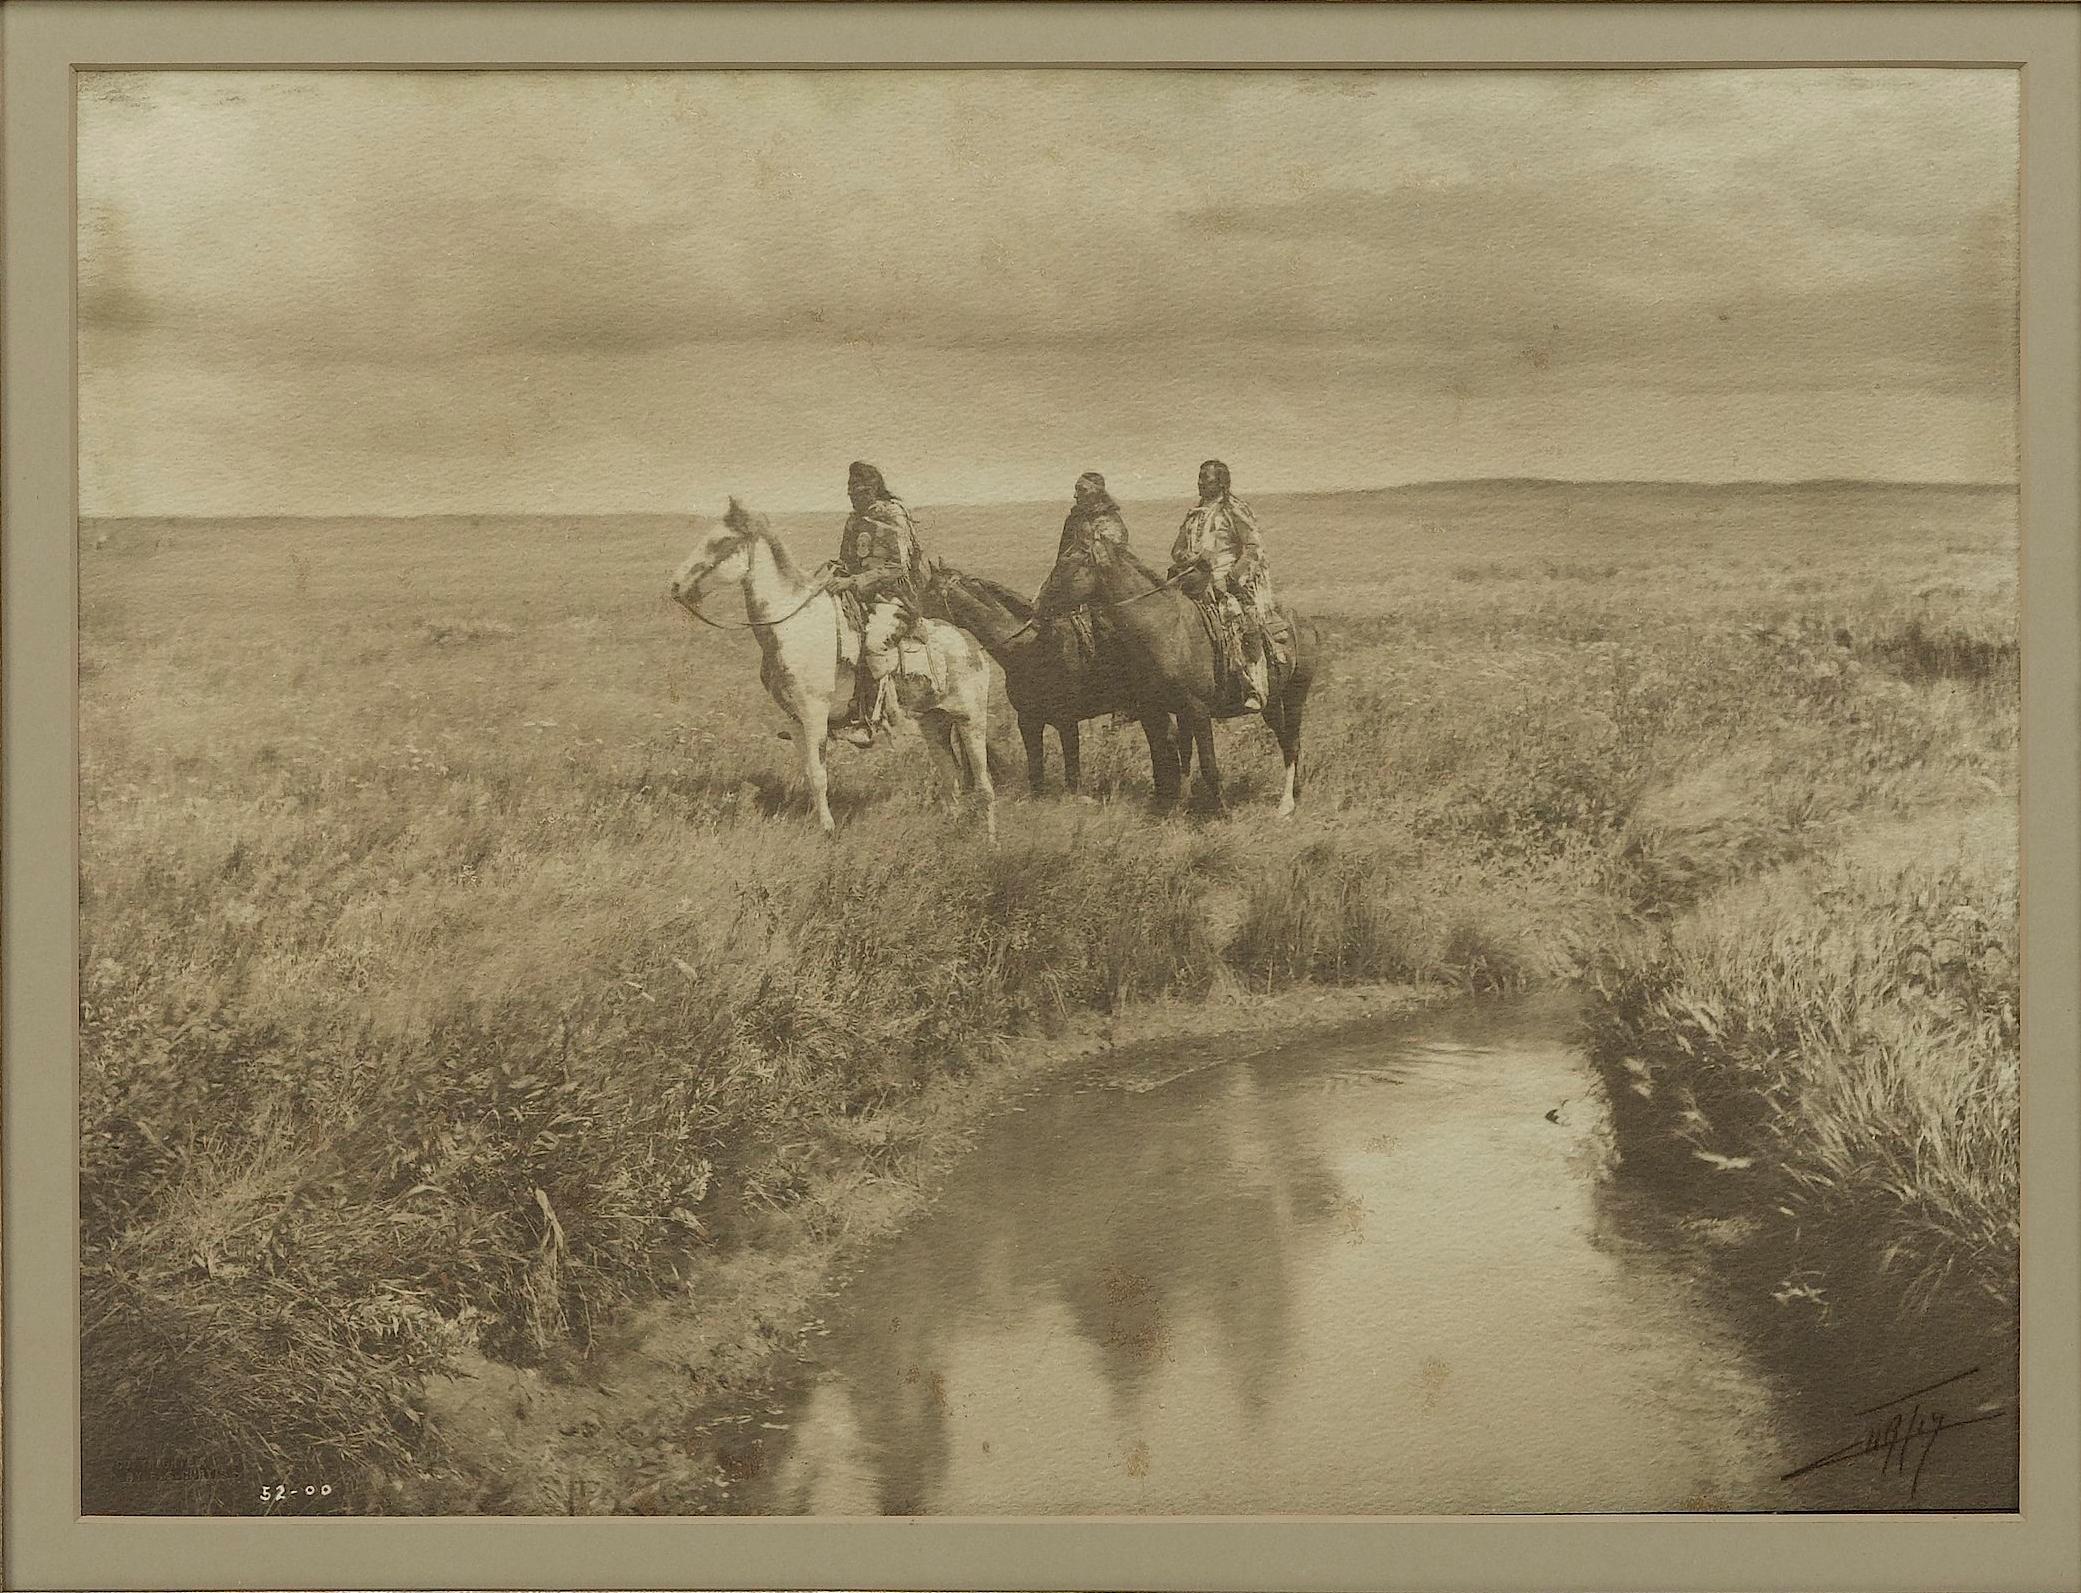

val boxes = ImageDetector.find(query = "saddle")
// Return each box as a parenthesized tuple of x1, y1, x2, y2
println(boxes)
(1047, 604, 1104, 668)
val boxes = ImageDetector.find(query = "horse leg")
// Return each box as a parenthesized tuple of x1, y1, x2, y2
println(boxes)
(1268, 693, 1304, 818)
(800, 707, 835, 834)
(921, 713, 963, 808)
(1143, 712, 1182, 812)
(957, 717, 997, 844)
(1020, 713, 1048, 796)
(1189, 712, 1226, 816)
(1060, 719, 1083, 796)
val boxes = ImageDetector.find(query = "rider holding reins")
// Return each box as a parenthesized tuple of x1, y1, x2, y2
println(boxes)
(1037, 470, 1132, 618)
(1170, 458, 1276, 711)
(1058, 470, 1132, 559)
(826, 460, 935, 747)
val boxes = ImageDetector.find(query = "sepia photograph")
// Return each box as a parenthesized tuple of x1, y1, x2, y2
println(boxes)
(75, 62, 2022, 1520)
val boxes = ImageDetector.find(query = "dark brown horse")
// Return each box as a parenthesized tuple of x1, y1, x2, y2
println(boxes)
(935, 568, 1185, 807)
(1038, 541, 1320, 817)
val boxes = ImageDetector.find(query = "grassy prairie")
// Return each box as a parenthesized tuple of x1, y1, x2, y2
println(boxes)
(78, 479, 2018, 1511)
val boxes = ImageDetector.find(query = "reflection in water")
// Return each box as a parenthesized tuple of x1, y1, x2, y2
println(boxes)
(745, 995, 2004, 1515)
(763, 1049, 1349, 1513)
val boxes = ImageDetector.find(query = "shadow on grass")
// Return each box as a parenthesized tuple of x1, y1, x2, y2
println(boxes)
(671, 761, 881, 825)
(1854, 618, 2018, 687)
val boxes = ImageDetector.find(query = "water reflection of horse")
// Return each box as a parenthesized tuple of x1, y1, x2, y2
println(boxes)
(752, 1054, 1344, 1515)
(1037, 541, 1322, 817)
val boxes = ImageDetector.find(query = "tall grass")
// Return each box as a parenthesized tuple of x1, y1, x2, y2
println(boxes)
(1586, 820, 2017, 1341)
(79, 798, 1248, 1509)
(78, 482, 2019, 1509)
(1579, 594, 2016, 1378)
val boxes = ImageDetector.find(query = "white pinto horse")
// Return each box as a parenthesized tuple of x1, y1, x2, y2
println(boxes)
(669, 498, 996, 839)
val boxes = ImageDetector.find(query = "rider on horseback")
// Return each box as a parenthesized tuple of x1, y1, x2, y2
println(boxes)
(1059, 471, 1131, 559)
(1038, 471, 1131, 618)
(827, 460, 934, 747)
(1170, 459, 1276, 711)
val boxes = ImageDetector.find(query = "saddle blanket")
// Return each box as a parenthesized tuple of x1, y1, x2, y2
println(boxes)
(834, 592, 946, 699)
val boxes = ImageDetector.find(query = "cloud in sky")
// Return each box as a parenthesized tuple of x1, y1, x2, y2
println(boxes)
(78, 68, 2017, 515)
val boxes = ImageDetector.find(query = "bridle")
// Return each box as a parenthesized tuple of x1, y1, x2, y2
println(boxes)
(675, 554, 840, 631)
(1024, 545, 1198, 630)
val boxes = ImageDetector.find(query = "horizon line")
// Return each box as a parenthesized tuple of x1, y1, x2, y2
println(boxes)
(77, 474, 2021, 523)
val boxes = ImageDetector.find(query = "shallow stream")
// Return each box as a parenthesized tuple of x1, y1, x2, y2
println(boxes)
(737, 994, 2015, 1515)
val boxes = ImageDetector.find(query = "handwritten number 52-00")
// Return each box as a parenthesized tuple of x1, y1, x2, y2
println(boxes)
(260, 1484, 333, 1503)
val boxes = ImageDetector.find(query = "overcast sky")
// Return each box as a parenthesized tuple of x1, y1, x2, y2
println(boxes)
(79, 68, 2017, 516)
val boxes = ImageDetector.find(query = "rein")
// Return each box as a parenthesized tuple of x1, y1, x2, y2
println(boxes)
(973, 570, 1189, 648)
(1029, 558, 1196, 633)
(1107, 566, 1198, 605)
(681, 560, 839, 631)
(685, 548, 1194, 646)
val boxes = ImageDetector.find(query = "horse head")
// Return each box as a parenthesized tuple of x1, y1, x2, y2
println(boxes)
(669, 496, 766, 612)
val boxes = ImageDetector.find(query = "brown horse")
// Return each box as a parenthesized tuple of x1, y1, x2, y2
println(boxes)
(1040, 541, 1320, 817)
(934, 568, 1185, 807)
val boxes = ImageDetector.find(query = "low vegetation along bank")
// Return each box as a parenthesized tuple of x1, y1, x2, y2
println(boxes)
(79, 482, 2019, 1510)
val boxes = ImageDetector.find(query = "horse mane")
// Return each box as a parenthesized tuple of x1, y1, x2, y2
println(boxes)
(948, 570, 1035, 622)
(723, 496, 809, 587)
(1092, 538, 1167, 591)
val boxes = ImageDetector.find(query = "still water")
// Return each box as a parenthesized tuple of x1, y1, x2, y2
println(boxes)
(741, 995, 2012, 1515)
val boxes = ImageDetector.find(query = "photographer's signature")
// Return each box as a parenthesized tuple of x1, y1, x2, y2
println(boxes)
(1781, 1366, 2007, 1498)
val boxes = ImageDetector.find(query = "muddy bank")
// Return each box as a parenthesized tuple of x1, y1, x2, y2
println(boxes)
(412, 980, 1445, 1513)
